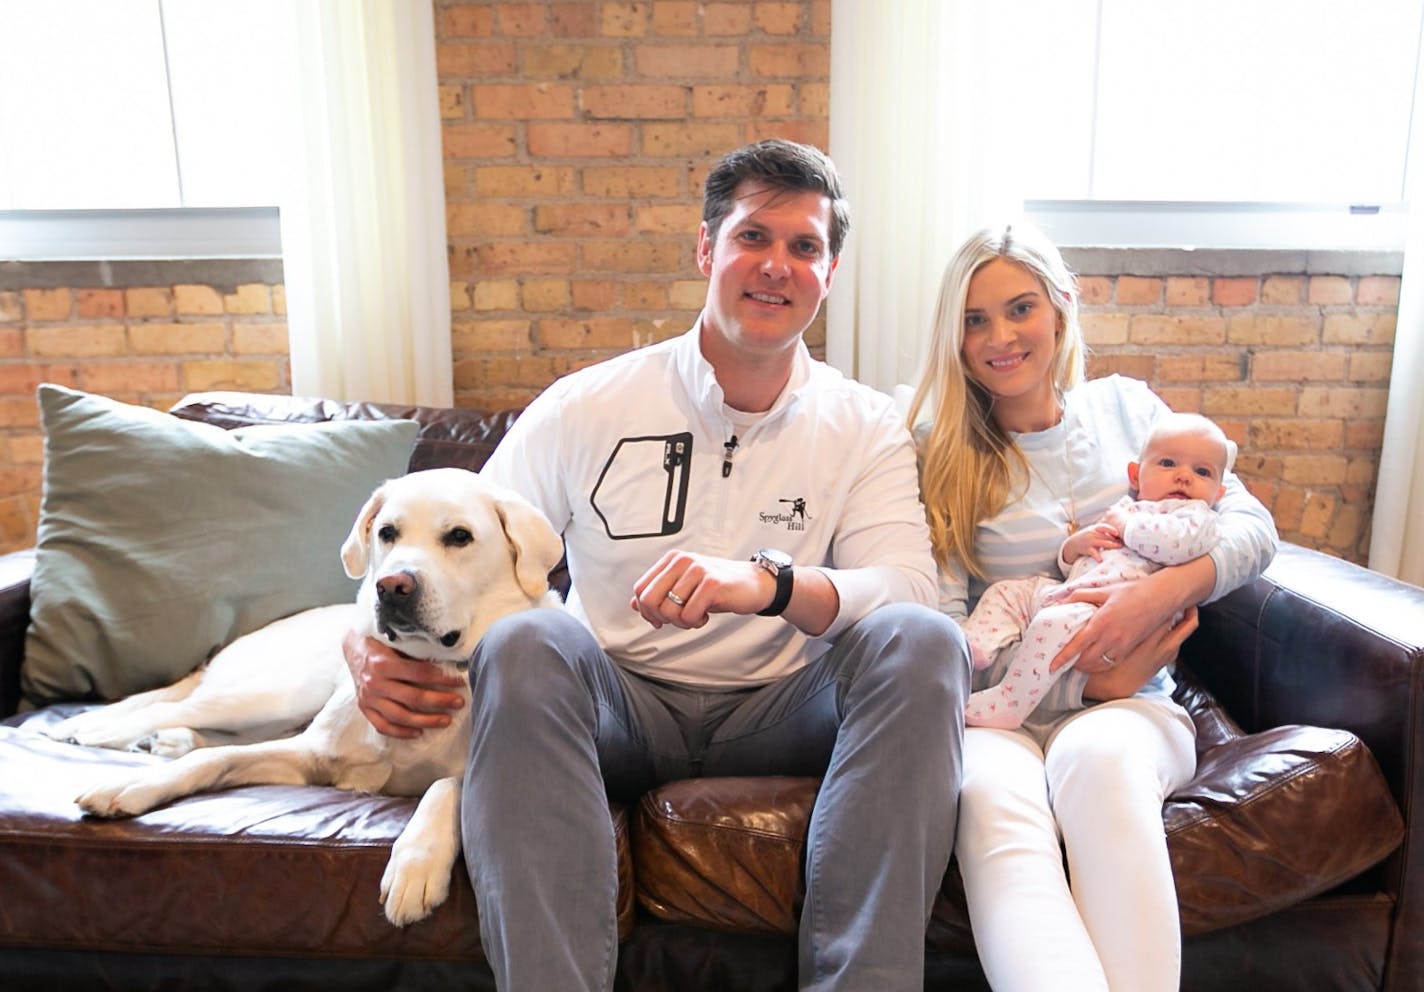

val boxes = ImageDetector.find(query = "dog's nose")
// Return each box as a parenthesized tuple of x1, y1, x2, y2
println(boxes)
(377, 572, 417, 603)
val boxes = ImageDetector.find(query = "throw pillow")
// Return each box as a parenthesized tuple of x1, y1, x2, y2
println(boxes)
(22, 384, 419, 706)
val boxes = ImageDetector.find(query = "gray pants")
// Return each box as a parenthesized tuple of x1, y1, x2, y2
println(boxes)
(460, 602, 969, 991)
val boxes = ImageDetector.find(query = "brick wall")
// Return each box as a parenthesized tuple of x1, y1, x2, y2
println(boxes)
(0, 0, 1404, 569)
(0, 261, 288, 552)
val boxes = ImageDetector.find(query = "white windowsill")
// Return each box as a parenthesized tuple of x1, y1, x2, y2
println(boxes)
(0, 207, 282, 261)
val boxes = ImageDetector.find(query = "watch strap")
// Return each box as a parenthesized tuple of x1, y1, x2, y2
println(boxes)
(756, 563, 794, 617)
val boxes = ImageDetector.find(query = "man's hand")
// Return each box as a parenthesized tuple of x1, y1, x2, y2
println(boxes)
(629, 550, 778, 630)
(1061, 521, 1122, 565)
(342, 628, 466, 739)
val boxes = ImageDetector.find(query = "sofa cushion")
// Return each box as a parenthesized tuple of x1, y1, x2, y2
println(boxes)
(22, 384, 419, 706)
(0, 707, 635, 957)
(632, 676, 1404, 941)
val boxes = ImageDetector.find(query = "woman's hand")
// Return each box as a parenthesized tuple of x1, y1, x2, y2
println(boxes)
(1080, 606, 1198, 701)
(342, 628, 466, 739)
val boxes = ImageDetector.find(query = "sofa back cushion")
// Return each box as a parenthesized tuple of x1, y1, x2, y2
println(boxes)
(22, 386, 419, 705)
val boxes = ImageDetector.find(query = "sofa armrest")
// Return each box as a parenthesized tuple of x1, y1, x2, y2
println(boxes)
(0, 550, 35, 719)
(1180, 541, 1424, 990)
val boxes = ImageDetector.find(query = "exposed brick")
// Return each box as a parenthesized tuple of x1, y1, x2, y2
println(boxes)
(1327, 502, 1366, 552)
(1127, 315, 1226, 345)
(1251, 419, 1344, 450)
(1346, 420, 1387, 448)
(521, 279, 572, 311)
(0, 327, 21, 357)
(1297, 386, 1389, 419)
(1165, 277, 1209, 307)
(581, 84, 686, 119)
(1155, 354, 1245, 382)
(1348, 352, 1394, 382)
(0, 364, 75, 394)
(174, 284, 224, 315)
(623, 281, 669, 309)
(756, 3, 804, 34)
(1260, 275, 1305, 305)
(1357, 275, 1401, 306)
(271, 285, 287, 316)
(808, 0, 831, 35)
(670, 279, 707, 309)
(653, 2, 698, 36)
(1308, 275, 1352, 305)
(451, 319, 534, 352)
(1076, 276, 1112, 305)
(130, 322, 227, 354)
(549, 3, 597, 36)
(448, 203, 528, 237)
(1271, 485, 1306, 530)
(1250, 351, 1348, 381)
(538, 317, 638, 350)
(580, 240, 684, 272)
(1299, 491, 1336, 538)
(443, 124, 518, 158)
(635, 44, 740, 78)
(473, 279, 521, 311)
(233, 323, 289, 354)
(749, 43, 829, 78)
(182, 360, 282, 392)
(528, 123, 633, 157)
(799, 81, 829, 117)
(1201, 386, 1299, 416)
(582, 165, 682, 198)
(534, 203, 631, 236)
(642, 122, 742, 157)
(1116, 276, 1161, 305)
(600, 2, 650, 37)
(1079, 312, 1128, 345)
(498, 4, 548, 37)
(746, 119, 827, 147)
(77, 289, 124, 319)
(1323, 312, 1396, 345)
(1211, 278, 1257, 307)
(1282, 455, 1348, 486)
(635, 204, 701, 234)
(443, 5, 495, 37)
(437, 42, 518, 77)
(439, 84, 465, 120)
(0, 292, 21, 322)
(472, 83, 576, 119)
(1153, 387, 1202, 413)
(705, 3, 753, 34)
(28, 324, 126, 358)
(692, 84, 795, 118)
(23, 288, 71, 321)
(80, 362, 181, 395)
(523, 44, 622, 79)
(571, 280, 619, 310)
(1087, 354, 1154, 380)
(1226, 315, 1318, 346)
(224, 284, 272, 315)
(474, 242, 580, 275)
(0, 397, 39, 429)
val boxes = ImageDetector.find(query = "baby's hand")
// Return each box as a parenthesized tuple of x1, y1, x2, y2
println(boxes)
(1062, 522, 1123, 564)
(1101, 504, 1131, 534)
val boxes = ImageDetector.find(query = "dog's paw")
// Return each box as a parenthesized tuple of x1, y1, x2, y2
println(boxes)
(75, 779, 163, 818)
(142, 728, 202, 758)
(379, 847, 452, 927)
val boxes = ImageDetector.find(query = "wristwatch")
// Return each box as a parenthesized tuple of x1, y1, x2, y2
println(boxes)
(751, 548, 794, 617)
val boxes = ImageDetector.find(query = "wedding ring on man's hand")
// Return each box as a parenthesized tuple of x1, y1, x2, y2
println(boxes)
(665, 591, 686, 607)
(1101, 652, 1117, 667)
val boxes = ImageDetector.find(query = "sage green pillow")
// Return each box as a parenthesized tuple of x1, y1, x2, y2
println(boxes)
(22, 384, 419, 706)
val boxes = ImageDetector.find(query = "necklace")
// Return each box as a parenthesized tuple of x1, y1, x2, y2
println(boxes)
(1028, 426, 1080, 536)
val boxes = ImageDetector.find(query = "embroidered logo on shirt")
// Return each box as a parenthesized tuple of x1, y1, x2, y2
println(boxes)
(760, 497, 811, 531)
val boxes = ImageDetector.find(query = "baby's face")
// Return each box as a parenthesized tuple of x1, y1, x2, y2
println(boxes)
(1133, 429, 1228, 504)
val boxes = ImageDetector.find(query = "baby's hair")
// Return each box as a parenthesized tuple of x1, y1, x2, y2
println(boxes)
(1141, 412, 1237, 475)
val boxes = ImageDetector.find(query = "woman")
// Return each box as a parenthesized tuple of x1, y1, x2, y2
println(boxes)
(906, 224, 1276, 991)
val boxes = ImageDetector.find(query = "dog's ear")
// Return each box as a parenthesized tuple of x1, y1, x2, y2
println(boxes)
(491, 491, 564, 599)
(340, 484, 388, 578)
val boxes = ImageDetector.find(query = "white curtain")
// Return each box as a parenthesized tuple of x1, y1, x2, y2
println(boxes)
(1368, 31, 1424, 583)
(280, 0, 453, 406)
(826, 0, 1022, 394)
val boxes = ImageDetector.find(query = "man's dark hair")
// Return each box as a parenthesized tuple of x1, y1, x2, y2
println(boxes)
(702, 139, 851, 259)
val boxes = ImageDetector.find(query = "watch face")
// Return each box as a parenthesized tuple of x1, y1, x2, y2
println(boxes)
(758, 548, 793, 570)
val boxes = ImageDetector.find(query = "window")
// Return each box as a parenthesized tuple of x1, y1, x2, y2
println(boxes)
(1004, 0, 1424, 249)
(0, 0, 293, 257)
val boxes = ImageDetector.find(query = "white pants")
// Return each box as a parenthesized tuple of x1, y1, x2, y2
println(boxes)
(955, 695, 1197, 992)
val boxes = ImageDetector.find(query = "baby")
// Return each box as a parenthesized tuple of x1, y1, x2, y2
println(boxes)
(963, 412, 1236, 729)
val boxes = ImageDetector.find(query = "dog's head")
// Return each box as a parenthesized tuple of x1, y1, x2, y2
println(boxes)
(340, 468, 564, 661)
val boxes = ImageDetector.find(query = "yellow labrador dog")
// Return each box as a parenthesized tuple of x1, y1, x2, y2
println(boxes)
(47, 467, 564, 926)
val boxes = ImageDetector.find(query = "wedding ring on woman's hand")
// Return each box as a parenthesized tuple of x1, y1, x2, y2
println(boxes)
(665, 591, 686, 607)
(1101, 652, 1117, 667)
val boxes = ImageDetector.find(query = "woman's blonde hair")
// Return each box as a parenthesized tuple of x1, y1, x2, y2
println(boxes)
(906, 223, 1086, 577)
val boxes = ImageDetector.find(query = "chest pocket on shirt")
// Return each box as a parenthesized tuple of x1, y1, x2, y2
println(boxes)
(591, 433, 691, 540)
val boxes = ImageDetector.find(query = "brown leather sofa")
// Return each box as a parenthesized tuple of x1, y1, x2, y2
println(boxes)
(0, 390, 1418, 992)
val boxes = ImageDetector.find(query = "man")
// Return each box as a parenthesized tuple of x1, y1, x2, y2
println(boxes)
(346, 139, 969, 990)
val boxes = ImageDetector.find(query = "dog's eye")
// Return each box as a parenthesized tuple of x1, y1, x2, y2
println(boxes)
(377, 524, 398, 544)
(444, 527, 473, 548)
